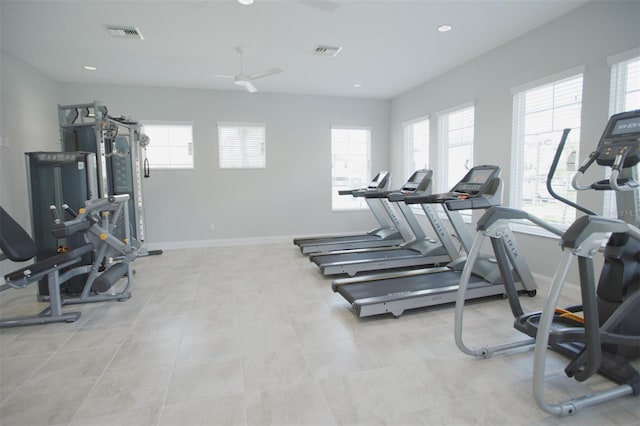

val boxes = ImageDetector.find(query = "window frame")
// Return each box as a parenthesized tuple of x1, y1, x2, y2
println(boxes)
(403, 115, 430, 179)
(604, 50, 640, 218)
(509, 67, 585, 237)
(217, 122, 267, 169)
(437, 103, 475, 222)
(141, 121, 195, 170)
(330, 126, 372, 211)
(403, 116, 430, 215)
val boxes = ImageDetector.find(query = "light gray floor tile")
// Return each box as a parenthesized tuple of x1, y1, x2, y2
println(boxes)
(165, 358, 244, 405)
(159, 395, 246, 426)
(245, 380, 337, 426)
(0, 242, 638, 426)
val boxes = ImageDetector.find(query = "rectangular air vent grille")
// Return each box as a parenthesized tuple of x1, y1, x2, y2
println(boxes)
(313, 45, 342, 57)
(106, 25, 144, 40)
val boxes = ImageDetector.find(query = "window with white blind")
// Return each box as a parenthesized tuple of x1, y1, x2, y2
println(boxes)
(218, 123, 266, 169)
(510, 69, 584, 231)
(404, 117, 430, 215)
(331, 127, 371, 211)
(604, 52, 640, 218)
(435, 105, 474, 222)
(437, 105, 474, 194)
(142, 122, 194, 169)
(403, 117, 430, 178)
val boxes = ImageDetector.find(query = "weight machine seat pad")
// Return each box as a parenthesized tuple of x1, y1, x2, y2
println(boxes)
(0, 206, 38, 262)
(4, 243, 94, 283)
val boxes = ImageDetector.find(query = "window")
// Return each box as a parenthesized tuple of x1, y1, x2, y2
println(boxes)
(609, 54, 640, 113)
(510, 70, 584, 230)
(218, 123, 266, 169)
(331, 127, 371, 210)
(142, 122, 194, 169)
(604, 53, 640, 217)
(437, 105, 474, 193)
(403, 117, 429, 178)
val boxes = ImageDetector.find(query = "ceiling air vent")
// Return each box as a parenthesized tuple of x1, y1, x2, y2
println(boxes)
(313, 45, 342, 57)
(106, 25, 144, 40)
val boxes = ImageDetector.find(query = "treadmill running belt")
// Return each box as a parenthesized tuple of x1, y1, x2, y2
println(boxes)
(313, 248, 420, 265)
(336, 270, 489, 304)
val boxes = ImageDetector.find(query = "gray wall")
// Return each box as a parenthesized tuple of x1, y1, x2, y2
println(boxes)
(2, 1, 638, 282)
(0, 50, 61, 274)
(57, 85, 389, 249)
(0, 50, 61, 228)
(389, 0, 640, 279)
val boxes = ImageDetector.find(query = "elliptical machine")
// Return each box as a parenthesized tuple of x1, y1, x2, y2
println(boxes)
(454, 109, 640, 415)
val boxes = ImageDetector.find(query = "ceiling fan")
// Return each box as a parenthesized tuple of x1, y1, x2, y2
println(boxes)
(213, 46, 282, 93)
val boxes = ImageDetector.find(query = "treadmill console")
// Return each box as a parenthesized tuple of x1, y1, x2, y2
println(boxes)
(343, 171, 390, 197)
(401, 169, 433, 193)
(595, 109, 640, 168)
(403, 165, 502, 210)
(451, 166, 501, 196)
(367, 171, 391, 190)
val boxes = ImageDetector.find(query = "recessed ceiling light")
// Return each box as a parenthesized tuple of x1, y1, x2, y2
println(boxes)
(83, 65, 97, 71)
(437, 24, 453, 32)
(238, 0, 254, 5)
(353, 83, 362, 88)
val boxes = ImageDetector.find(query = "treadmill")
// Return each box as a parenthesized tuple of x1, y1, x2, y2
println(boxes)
(293, 171, 409, 255)
(331, 164, 538, 318)
(309, 169, 454, 276)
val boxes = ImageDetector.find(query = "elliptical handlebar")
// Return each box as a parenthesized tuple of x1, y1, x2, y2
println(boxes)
(547, 128, 596, 216)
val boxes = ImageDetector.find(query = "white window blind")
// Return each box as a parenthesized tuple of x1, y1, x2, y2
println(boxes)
(404, 117, 430, 215)
(604, 54, 640, 217)
(218, 123, 266, 169)
(142, 122, 194, 169)
(403, 117, 430, 178)
(331, 127, 371, 211)
(436, 105, 474, 222)
(510, 72, 583, 231)
(437, 105, 474, 193)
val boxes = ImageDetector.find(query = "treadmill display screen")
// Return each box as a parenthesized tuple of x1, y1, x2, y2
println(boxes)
(466, 168, 494, 184)
(610, 116, 640, 136)
(412, 171, 428, 183)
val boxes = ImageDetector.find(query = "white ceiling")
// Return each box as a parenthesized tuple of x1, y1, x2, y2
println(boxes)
(1, 0, 589, 99)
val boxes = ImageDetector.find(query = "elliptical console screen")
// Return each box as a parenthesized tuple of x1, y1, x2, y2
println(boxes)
(597, 110, 640, 167)
(610, 115, 640, 136)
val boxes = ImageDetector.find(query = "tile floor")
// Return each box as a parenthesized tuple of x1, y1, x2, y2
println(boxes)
(0, 242, 639, 426)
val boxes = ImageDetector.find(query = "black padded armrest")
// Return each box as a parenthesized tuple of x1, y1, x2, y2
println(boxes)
(4, 243, 94, 284)
(338, 189, 355, 196)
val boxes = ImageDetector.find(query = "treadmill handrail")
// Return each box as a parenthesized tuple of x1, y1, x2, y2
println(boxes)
(476, 206, 564, 237)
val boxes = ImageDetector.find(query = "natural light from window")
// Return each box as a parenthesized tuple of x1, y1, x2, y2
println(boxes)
(511, 72, 583, 229)
(331, 127, 371, 210)
(142, 123, 194, 169)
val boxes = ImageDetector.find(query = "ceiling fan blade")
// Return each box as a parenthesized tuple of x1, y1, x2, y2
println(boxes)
(248, 68, 282, 80)
(212, 74, 236, 79)
(244, 81, 258, 93)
